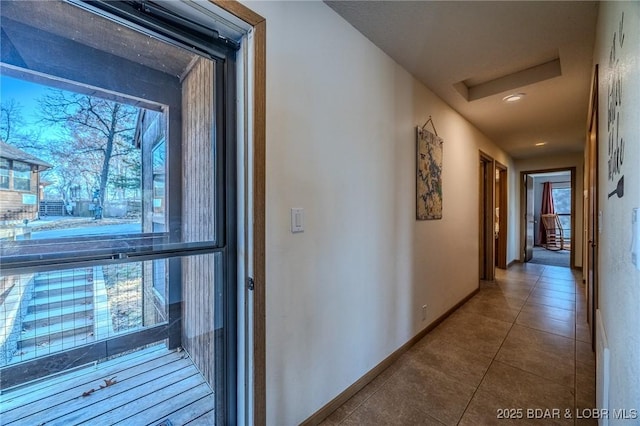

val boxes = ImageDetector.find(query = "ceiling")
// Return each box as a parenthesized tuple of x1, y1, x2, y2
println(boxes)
(325, 1, 599, 159)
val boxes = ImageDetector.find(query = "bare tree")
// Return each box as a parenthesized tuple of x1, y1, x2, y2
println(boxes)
(0, 99, 21, 142)
(39, 91, 138, 206)
(0, 99, 42, 149)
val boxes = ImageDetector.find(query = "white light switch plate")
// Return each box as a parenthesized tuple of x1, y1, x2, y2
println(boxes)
(291, 208, 304, 233)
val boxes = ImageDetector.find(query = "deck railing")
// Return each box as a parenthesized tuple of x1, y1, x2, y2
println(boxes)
(0, 260, 168, 388)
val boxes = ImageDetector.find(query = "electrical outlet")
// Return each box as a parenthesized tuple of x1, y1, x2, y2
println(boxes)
(421, 305, 427, 321)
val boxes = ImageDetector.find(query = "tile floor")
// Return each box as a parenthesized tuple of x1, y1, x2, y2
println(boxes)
(320, 263, 596, 425)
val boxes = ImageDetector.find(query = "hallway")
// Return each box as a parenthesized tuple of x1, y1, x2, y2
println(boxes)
(528, 247, 571, 268)
(320, 264, 595, 425)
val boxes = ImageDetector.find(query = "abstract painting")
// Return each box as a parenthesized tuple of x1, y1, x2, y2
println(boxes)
(416, 128, 443, 220)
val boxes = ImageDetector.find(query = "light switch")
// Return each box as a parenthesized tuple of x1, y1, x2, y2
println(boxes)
(291, 208, 304, 233)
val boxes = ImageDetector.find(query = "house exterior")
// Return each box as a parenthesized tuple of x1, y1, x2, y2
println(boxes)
(134, 109, 168, 328)
(0, 141, 51, 223)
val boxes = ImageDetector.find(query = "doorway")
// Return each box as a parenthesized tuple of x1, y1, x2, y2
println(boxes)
(585, 65, 599, 348)
(495, 162, 508, 269)
(479, 152, 495, 280)
(520, 168, 576, 268)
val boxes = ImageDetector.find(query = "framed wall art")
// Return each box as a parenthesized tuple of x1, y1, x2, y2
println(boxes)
(416, 119, 443, 220)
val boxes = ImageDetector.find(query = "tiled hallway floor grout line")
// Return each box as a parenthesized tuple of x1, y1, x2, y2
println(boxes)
(322, 263, 593, 426)
(337, 274, 534, 426)
(335, 362, 402, 424)
(335, 272, 533, 425)
(455, 268, 543, 425)
(457, 266, 584, 425)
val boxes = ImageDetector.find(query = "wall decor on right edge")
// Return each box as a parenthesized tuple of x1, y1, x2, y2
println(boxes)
(416, 126, 443, 220)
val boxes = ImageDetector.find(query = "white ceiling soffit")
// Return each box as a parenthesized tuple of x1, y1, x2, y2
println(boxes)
(0, 1, 196, 77)
(458, 58, 562, 101)
(325, 1, 599, 159)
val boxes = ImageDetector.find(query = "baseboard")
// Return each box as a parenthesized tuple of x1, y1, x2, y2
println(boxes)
(300, 287, 480, 426)
(507, 259, 520, 268)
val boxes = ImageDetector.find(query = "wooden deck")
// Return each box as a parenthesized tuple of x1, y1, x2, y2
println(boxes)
(0, 345, 214, 425)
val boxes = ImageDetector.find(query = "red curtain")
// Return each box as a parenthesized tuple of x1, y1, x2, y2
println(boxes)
(539, 182, 555, 244)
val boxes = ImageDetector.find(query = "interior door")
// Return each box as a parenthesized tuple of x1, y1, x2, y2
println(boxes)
(495, 164, 508, 269)
(524, 175, 534, 262)
(587, 67, 599, 348)
(479, 159, 486, 278)
(479, 153, 495, 280)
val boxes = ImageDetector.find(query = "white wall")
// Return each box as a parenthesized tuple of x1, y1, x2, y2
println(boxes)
(593, 2, 640, 419)
(243, 1, 513, 423)
(514, 153, 584, 268)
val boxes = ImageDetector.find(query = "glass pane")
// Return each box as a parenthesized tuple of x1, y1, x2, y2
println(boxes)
(152, 139, 166, 221)
(13, 178, 30, 191)
(0, 159, 9, 189)
(182, 251, 227, 422)
(0, 0, 219, 250)
(552, 187, 571, 238)
(0, 1, 233, 423)
(0, 261, 164, 366)
(0, 251, 228, 423)
(558, 215, 571, 238)
(552, 187, 571, 214)
(12, 161, 30, 172)
(1, 76, 148, 235)
(181, 58, 218, 246)
(12, 160, 30, 191)
(0, 0, 221, 268)
(152, 258, 167, 300)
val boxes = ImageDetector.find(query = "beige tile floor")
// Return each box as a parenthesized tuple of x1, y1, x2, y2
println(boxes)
(320, 263, 596, 426)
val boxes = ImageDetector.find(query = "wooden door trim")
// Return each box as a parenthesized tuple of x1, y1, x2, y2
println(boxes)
(586, 64, 599, 349)
(495, 161, 508, 269)
(479, 151, 495, 280)
(209, 1, 266, 424)
(519, 171, 526, 262)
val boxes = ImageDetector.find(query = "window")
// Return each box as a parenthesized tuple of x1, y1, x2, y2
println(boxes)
(0, 1, 239, 423)
(552, 187, 572, 238)
(152, 139, 166, 218)
(12, 161, 30, 191)
(152, 139, 167, 300)
(0, 159, 9, 189)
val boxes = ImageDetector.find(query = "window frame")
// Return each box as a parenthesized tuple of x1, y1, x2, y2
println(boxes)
(11, 160, 31, 191)
(0, 158, 10, 189)
(552, 186, 572, 215)
(0, 4, 239, 422)
(552, 186, 572, 237)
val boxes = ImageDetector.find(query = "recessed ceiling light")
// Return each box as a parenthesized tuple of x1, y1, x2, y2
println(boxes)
(535, 142, 547, 146)
(503, 93, 525, 103)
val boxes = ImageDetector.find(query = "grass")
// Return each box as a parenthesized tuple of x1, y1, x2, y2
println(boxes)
(32, 217, 139, 232)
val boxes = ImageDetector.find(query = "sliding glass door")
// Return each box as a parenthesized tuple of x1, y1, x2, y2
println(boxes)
(0, 1, 238, 422)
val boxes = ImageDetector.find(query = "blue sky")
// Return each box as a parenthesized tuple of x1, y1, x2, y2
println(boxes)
(1, 76, 74, 145)
(1, 75, 50, 123)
